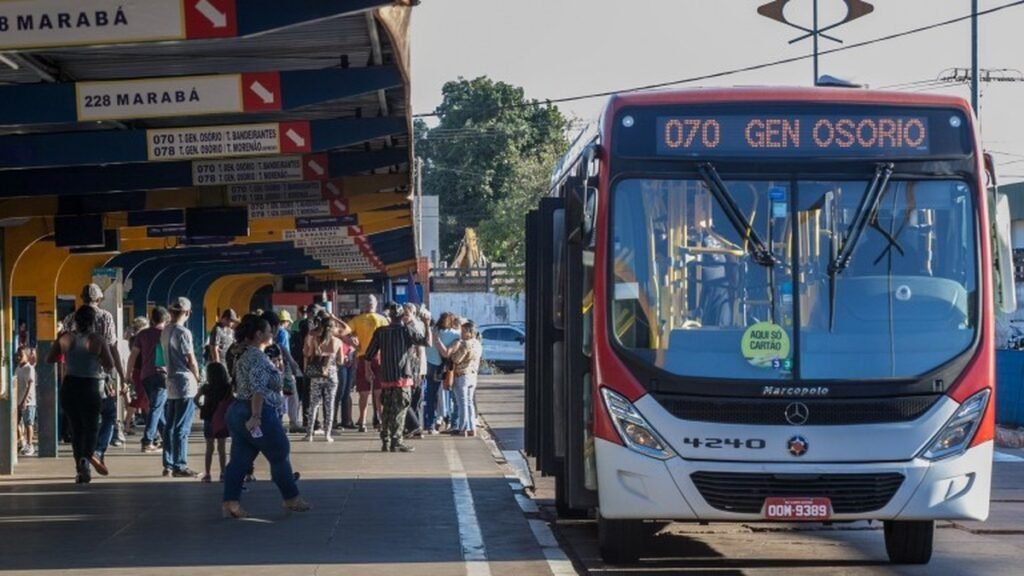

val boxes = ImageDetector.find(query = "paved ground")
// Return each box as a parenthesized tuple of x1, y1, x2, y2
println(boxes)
(0, 407, 561, 576)
(475, 373, 1024, 576)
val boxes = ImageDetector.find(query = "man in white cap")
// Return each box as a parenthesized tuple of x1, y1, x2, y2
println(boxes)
(160, 297, 201, 478)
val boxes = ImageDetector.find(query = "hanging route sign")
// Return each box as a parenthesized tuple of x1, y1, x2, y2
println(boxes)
(148, 121, 311, 162)
(248, 201, 330, 219)
(192, 155, 304, 186)
(76, 72, 281, 122)
(0, 0, 238, 51)
(227, 182, 323, 204)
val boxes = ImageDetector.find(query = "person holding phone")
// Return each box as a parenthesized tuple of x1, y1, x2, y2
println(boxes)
(222, 315, 309, 519)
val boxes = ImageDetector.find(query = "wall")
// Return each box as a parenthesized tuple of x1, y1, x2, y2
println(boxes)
(430, 292, 524, 325)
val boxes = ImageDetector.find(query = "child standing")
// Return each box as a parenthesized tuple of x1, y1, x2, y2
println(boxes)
(15, 346, 37, 456)
(196, 362, 232, 483)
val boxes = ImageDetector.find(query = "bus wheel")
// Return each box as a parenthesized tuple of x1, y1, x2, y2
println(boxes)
(884, 520, 934, 564)
(598, 514, 642, 565)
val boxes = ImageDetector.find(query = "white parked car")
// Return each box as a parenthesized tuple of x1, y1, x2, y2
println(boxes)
(479, 323, 526, 372)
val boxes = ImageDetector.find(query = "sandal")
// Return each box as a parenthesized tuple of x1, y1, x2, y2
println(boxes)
(222, 501, 249, 519)
(200, 474, 212, 483)
(283, 496, 311, 513)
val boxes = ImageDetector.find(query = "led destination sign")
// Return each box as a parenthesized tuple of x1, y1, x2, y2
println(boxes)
(656, 115, 931, 157)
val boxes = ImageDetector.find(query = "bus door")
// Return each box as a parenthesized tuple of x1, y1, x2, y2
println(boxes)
(525, 197, 565, 479)
(560, 167, 599, 513)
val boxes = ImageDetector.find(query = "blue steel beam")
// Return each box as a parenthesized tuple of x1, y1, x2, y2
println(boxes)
(0, 148, 410, 197)
(0, 117, 406, 169)
(0, 67, 403, 127)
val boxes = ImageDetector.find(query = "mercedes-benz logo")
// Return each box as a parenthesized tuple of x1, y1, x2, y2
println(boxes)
(784, 402, 810, 425)
(788, 436, 809, 457)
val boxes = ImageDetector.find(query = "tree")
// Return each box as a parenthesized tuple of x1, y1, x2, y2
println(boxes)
(417, 77, 568, 272)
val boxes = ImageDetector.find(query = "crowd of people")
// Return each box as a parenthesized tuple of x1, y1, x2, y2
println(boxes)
(29, 283, 484, 517)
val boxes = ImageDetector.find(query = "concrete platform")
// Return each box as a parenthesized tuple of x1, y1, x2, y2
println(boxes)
(0, 419, 560, 576)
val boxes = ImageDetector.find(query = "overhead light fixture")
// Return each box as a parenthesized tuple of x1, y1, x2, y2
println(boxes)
(0, 53, 21, 71)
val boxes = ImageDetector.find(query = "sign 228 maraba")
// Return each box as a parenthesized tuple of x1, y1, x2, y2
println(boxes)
(0, 0, 237, 50)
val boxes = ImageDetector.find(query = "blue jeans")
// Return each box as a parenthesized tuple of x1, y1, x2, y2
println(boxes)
(95, 396, 118, 457)
(424, 364, 443, 429)
(162, 398, 196, 471)
(453, 374, 477, 432)
(223, 400, 298, 502)
(143, 374, 167, 446)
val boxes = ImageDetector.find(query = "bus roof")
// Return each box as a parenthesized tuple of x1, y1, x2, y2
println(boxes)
(603, 86, 973, 120)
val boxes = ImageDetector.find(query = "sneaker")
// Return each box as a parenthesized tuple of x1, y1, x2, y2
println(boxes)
(162, 468, 172, 477)
(341, 423, 357, 430)
(20, 446, 35, 456)
(358, 425, 367, 433)
(395, 444, 416, 453)
(325, 435, 334, 443)
(78, 459, 92, 483)
(313, 429, 326, 436)
(172, 468, 200, 478)
(110, 438, 124, 448)
(381, 442, 390, 452)
(143, 444, 161, 454)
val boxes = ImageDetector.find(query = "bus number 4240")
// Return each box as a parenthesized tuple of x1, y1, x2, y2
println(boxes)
(681, 437, 766, 449)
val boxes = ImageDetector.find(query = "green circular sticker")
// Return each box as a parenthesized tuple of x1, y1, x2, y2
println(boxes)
(741, 322, 791, 368)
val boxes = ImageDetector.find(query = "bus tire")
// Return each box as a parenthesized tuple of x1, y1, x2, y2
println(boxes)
(555, 475, 588, 519)
(884, 520, 933, 564)
(598, 514, 642, 565)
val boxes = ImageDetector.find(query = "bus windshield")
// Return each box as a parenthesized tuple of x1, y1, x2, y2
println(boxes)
(610, 176, 978, 381)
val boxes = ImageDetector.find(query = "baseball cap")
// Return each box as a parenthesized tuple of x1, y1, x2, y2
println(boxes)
(169, 297, 192, 312)
(81, 283, 104, 303)
(279, 310, 293, 323)
(221, 308, 239, 321)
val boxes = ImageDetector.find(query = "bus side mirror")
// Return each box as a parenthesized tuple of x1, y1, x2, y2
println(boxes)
(993, 192, 1017, 314)
(582, 186, 598, 243)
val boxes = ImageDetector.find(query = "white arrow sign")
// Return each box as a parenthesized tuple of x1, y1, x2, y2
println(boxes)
(285, 129, 306, 147)
(307, 159, 325, 176)
(249, 80, 275, 105)
(195, 0, 227, 28)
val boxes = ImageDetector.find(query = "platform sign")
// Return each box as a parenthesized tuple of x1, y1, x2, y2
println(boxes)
(76, 72, 280, 122)
(296, 215, 358, 229)
(148, 121, 310, 162)
(192, 155, 304, 186)
(248, 201, 330, 219)
(228, 182, 323, 204)
(0, 0, 238, 51)
(289, 236, 358, 249)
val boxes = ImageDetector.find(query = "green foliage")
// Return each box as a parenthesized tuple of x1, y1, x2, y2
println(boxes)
(417, 77, 568, 272)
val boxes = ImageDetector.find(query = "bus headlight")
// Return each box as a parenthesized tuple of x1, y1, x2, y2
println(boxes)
(601, 388, 675, 460)
(921, 389, 990, 461)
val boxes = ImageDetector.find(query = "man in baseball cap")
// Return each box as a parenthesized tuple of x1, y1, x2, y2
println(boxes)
(161, 297, 201, 477)
(208, 308, 239, 364)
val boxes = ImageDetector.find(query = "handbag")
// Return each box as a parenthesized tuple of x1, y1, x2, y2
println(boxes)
(211, 397, 232, 439)
(442, 360, 455, 390)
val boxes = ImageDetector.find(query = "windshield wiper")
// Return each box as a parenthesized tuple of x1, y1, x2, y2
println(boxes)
(826, 162, 894, 330)
(697, 163, 777, 267)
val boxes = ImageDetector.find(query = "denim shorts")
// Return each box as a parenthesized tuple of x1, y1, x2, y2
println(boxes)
(19, 406, 37, 427)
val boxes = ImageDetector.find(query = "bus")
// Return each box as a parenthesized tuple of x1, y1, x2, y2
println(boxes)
(524, 87, 1016, 565)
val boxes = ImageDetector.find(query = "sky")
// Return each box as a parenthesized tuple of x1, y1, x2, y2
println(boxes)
(411, 0, 1024, 182)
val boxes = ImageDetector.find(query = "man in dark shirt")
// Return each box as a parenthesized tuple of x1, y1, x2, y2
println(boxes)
(364, 302, 432, 453)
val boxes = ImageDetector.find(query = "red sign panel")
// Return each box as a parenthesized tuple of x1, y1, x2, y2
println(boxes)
(303, 153, 329, 181)
(241, 72, 282, 112)
(184, 0, 238, 39)
(763, 497, 832, 521)
(279, 121, 312, 154)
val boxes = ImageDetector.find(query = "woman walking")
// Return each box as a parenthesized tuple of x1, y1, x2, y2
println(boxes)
(447, 321, 483, 437)
(47, 306, 115, 483)
(222, 316, 309, 518)
(303, 314, 349, 442)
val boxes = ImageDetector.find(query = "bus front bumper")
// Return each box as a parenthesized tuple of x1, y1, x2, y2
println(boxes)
(595, 437, 992, 522)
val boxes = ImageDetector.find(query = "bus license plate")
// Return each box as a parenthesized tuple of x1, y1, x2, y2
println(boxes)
(763, 497, 832, 521)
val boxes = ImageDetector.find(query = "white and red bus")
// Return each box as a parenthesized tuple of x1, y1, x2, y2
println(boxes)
(525, 87, 1015, 565)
